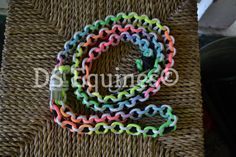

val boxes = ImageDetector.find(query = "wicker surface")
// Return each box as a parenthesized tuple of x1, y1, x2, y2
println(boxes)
(0, 0, 204, 156)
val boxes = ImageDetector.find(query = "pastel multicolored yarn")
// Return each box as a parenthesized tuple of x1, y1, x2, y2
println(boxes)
(50, 12, 177, 137)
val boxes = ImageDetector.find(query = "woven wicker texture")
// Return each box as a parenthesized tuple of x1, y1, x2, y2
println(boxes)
(0, 0, 204, 156)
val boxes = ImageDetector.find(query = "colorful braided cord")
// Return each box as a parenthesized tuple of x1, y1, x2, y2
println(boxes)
(49, 12, 177, 137)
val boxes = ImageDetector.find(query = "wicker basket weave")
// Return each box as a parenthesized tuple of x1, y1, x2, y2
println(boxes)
(0, 0, 204, 156)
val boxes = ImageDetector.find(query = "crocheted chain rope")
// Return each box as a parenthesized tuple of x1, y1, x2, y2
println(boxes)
(49, 12, 177, 138)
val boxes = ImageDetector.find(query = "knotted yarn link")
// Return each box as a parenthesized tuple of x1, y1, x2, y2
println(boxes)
(50, 12, 177, 138)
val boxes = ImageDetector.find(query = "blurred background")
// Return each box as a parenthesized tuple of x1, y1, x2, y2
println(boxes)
(198, 0, 236, 157)
(1, 0, 236, 156)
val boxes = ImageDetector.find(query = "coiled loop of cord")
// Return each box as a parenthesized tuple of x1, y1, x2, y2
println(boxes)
(50, 12, 177, 138)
